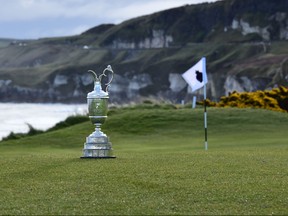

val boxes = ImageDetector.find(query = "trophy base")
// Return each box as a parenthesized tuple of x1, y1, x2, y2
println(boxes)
(81, 130, 115, 158)
(81, 144, 115, 158)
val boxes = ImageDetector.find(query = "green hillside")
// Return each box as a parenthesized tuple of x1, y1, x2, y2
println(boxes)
(0, 106, 287, 215)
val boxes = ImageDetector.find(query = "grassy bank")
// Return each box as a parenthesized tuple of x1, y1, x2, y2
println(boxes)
(0, 107, 287, 215)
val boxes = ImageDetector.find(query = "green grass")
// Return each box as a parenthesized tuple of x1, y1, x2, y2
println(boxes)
(0, 107, 288, 215)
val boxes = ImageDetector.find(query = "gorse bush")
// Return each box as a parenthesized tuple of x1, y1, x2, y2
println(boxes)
(202, 86, 288, 112)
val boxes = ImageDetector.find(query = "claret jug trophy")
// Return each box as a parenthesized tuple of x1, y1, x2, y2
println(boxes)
(81, 65, 116, 159)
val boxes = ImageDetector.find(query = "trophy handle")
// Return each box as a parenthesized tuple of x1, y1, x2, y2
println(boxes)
(88, 70, 99, 82)
(103, 65, 114, 92)
(88, 65, 114, 92)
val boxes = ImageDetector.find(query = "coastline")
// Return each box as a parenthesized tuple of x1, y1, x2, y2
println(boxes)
(0, 103, 87, 140)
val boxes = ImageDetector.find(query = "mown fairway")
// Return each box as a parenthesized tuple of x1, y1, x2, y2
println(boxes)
(0, 106, 287, 215)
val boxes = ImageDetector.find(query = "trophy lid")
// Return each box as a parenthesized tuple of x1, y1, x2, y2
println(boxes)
(87, 80, 109, 99)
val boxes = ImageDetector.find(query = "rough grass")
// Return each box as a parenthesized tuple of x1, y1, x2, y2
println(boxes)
(0, 107, 287, 215)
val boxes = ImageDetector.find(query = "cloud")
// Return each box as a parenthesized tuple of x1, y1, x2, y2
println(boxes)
(0, 0, 114, 21)
(26, 25, 92, 39)
(0, 0, 217, 22)
(0, 0, 218, 39)
(20, 0, 35, 8)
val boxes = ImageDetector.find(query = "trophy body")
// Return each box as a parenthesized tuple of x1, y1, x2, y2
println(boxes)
(81, 65, 115, 159)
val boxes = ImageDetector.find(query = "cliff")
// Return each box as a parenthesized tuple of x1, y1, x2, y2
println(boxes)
(0, 0, 287, 103)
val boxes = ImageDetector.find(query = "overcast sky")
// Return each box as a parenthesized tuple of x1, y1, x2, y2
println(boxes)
(0, 0, 218, 40)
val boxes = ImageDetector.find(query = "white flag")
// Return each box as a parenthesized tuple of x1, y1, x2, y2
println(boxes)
(182, 57, 207, 92)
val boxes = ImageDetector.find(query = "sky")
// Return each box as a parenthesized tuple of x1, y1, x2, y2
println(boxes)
(0, 0, 218, 40)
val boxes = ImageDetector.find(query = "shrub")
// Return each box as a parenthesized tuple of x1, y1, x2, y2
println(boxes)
(204, 86, 288, 112)
(2, 115, 89, 141)
(47, 115, 89, 132)
(2, 123, 43, 141)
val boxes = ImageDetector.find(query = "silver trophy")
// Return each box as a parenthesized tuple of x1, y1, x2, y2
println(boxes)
(81, 65, 116, 159)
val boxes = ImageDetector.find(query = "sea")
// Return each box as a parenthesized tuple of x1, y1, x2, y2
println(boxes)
(0, 103, 87, 140)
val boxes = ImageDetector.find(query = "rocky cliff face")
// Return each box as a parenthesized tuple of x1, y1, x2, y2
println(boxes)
(230, 12, 288, 41)
(0, 0, 288, 104)
(111, 30, 173, 49)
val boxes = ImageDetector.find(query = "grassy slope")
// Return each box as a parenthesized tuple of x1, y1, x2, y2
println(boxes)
(1, 41, 288, 89)
(0, 107, 287, 215)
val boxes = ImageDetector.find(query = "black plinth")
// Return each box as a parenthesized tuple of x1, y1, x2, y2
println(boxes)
(80, 156, 116, 159)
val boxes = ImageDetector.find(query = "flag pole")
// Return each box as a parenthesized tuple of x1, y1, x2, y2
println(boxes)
(204, 84, 208, 150)
(182, 56, 208, 150)
(202, 56, 208, 151)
